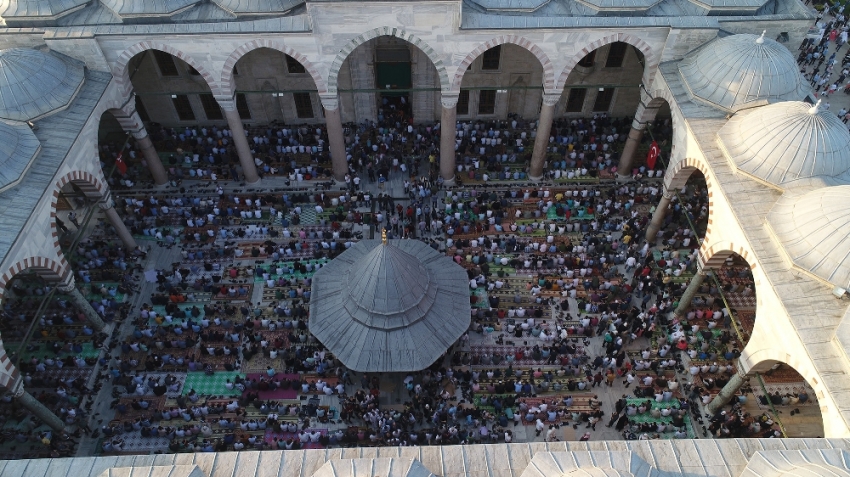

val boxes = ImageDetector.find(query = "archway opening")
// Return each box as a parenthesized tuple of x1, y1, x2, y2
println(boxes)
(123, 50, 250, 183)
(659, 170, 709, 247)
(450, 43, 546, 182)
(551, 42, 652, 181)
(741, 360, 824, 438)
(226, 47, 331, 178)
(337, 36, 440, 125)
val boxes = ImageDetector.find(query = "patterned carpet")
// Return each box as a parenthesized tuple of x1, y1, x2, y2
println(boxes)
(300, 208, 318, 225)
(182, 371, 244, 397)
(113, 434, 171, 453)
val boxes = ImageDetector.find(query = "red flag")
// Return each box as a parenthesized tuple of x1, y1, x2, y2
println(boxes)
(115, 151, 127, 175)
(646, 141, 659, 170)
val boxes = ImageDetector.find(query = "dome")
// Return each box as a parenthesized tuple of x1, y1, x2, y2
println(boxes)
(717, 100, 850, 189)
(0, 118, 42, 193)
(767, 186, 850, 288)
(0, 48, 85, 122)
(310, 239, 470, 372)
(775, 464, 850, 477)
(563, 470, 634, 477)
(345, 241, 433, 319)
(679, 32, 808, 112)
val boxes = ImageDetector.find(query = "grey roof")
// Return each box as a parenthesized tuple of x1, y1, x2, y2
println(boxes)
(100, 0, 199, 17)
(575, 0, 663, 11)
(766, 186, 850, 289)
(678, 33, 808, 113)
(309, 239, 470, 373)
(0, 69, 109, 279)
(7, 440, 850, 477)
(716, 101, 850, 189)
(741, 449, 850, 476)
(0, 48, 85, 122)
(468, 0, 552, 13)
(213, 0, 305, 14)
(1, 0, 88, 19)
(313, 459, 434, 477)
(171, 2, 238, 22)
(0, 119, 41, 193)
(100, 466, 206, 477)
(690, 0, 767, 10)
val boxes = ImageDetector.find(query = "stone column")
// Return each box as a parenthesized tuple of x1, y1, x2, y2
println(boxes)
(674, 267, 708, 318)
(219, 101, 260, 184)
(57, 276, 105, 331)
(529, 92, 562, 180)
(320, 94, 348, 181)
(99, 192, 137, 250)
(439, 93, 459, 186)
(113, 109, 168, 186)
(706, 370, 747, 415)
(16, 384, 68, 432)
(645, 189, 673, 242)
(132, 131, 168, 186)
(617, 120, 646, 180)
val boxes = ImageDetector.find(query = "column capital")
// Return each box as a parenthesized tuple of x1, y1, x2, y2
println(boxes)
(662, 188, 674, 200)
(631, 119, 647, 131)
(98, 191, 114, 210)
(541, 92, 561, 107)
(319, 93, 340, 111)
(131, 128, 149, 141)
(56, 276, 76, 293)
(215, 95, 237, 112)
(440, 92, 459, 109)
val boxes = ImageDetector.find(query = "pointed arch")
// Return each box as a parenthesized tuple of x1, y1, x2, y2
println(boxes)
(556, 33, 656, 91)
(327, 27, 450, 93)
(113, 41, 218, 97)
(452, 35, 556, 92)
(220, 39, 328, 98)
(0, 255, 68, 303)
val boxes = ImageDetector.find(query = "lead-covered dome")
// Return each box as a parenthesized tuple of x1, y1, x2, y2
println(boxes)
(679, 32, 808, 112)
(0, 48, 85, 122)
(0, 118, 41, 193)
(310, 239, 470, 372)
(717, 100, 850, 189)
(767, 186, 850, 288)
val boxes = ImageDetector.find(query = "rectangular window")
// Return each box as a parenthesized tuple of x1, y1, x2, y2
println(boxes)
(592, 88, 615, 112)
(565, 88, 587, 113)
(481, 45, 501, 71)
(153, 50, 179, 77)
(478, 89, 496, 115)
(199, 93, 223, 120)
(578, 51, 596, 68)
(605, 42, 628, 68)
(293, 92, 314, 119)
(171, 95, 195, 121)
(286, 55, 306, 74)
(236, 93, 252, 120)
(457, 89, 470, 115)
(135, 95, 150, 122)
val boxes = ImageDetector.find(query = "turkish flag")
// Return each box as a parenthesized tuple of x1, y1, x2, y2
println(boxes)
(646, 141, 659, 170)
(115, 151, 127, 175)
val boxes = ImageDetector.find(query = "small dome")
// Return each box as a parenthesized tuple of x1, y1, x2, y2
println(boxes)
(717, 100, 850, 189)
(0, 48, 85, 122)
(345, 242, 433, 319)
(0, 118, 41, 193)
(775, 464, 850, 477)
(563, 470, 634, 477)
(679, 32, 808, 112)
(767, 186, 850, 288)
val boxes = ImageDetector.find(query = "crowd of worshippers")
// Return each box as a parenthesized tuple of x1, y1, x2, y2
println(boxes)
(797, 7, 850, 99)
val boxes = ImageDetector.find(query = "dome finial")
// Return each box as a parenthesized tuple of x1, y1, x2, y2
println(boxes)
(756, 30, 766, 44)
(382, 228, 387, 245)
(809, 98, 822, 114)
